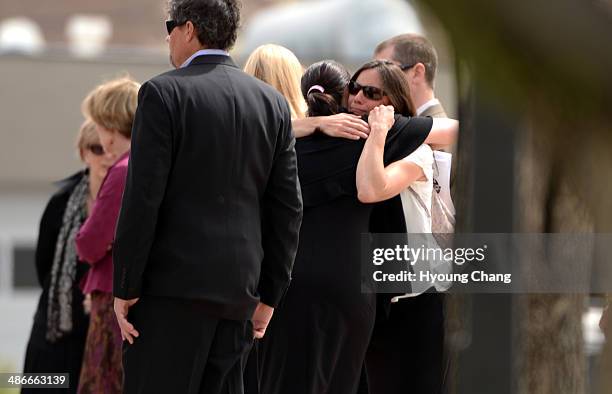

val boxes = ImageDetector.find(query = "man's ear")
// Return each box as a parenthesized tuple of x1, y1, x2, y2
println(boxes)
(185, 21, 196, 43)
(412, 63, 427, 83)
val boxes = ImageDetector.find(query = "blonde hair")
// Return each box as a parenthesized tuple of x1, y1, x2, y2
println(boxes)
(82, 76, 141, 139)
(244, 44, 306, 119)
(76, 118, 100, 161)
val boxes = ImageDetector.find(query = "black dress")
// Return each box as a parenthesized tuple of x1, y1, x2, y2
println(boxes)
(254, 116, 433, 394)
(22, 171, 90, 394)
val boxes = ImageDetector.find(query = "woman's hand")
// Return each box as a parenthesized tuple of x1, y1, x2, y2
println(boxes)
(318, 113, 370, 140)
(292, 114, 370, 140)
(368, 105, 395, 134)
(83, 293, 92, 315)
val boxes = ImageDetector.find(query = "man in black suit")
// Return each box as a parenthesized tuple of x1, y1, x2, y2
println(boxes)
(112, 1, 303, 392)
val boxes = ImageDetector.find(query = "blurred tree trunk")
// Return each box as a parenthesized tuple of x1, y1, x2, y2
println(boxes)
(411, 0, 612, 393)
(515, 112, 592, 393)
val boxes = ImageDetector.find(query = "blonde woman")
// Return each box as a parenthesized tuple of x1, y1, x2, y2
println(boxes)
(244, 44, 307, 119)
(75, 77, 140, 394)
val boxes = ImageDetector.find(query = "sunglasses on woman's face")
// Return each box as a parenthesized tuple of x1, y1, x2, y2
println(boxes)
(348, 80, 385, 101)
(87, 144, 105, 156)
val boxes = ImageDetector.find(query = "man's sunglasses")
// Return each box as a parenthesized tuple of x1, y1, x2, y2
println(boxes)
(165, 20, 185, 35)
(399, 62, 417, 71)
(378, 59, 416, 71)
(348, 80, 385, 101)
(87, 144, 105, 156)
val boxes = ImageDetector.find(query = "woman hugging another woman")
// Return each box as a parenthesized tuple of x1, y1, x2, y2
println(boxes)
(244, 45, 456, 394)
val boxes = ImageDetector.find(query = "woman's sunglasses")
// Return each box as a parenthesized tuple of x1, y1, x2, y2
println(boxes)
(87, 144, 105, 156)
(348, 80, 385, 101)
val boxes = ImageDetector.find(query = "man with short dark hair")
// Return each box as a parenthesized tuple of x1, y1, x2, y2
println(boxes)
(112, 1, 303, 392)
(374, 33, 448, 118)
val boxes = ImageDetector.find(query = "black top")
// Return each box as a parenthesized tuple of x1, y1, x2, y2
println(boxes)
(296, 114, 433, 205)
(113, 55, 303, 321)
(255, 115, 432, 393)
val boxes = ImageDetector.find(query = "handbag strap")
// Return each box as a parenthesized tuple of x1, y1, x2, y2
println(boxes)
(407, 186, 431, 219)
(432, 150, 442, 193)
(433, 152, 440, 179)
(407, 149, 438, 218)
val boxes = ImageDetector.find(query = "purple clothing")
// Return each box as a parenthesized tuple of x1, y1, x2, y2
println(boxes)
(77, 291, 123, 394)
(76, 151, 129, 294)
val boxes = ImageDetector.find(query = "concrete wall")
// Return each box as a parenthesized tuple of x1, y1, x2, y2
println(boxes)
(0, 53, 169, 189)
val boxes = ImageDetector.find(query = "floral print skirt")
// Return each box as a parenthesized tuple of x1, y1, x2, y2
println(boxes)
(78, 291, 123, 394)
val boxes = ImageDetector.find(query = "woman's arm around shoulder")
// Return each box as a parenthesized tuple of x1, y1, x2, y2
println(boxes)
(424, 117, 458, 150)
(292, 113, 369, 139)
(356, 106, 427, 203)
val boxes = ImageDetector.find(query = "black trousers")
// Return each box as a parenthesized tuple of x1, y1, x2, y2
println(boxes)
(364, 293, 445, 394)
(122, 296, 254, 394)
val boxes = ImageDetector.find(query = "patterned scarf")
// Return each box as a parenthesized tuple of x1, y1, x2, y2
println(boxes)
(46, 173, 89, 342)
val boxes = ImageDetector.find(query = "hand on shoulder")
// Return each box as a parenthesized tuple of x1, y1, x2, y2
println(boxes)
(318, 113, 370, 140)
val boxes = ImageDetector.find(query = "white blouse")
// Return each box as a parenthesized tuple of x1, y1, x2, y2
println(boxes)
(399, 144, 434, 233)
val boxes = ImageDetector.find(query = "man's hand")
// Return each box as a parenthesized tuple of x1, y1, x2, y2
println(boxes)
(368, 105, 395, 134)
(251, 302, 274, 339)
(318, 113, 370, 140)
(114, 297, 140, 344)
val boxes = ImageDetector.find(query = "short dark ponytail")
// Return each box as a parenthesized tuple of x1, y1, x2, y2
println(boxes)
(301, 60, 350, 117)
(305, 91, 341, 117)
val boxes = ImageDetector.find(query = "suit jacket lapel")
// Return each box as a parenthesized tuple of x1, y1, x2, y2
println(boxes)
(420, 103, 448, 118)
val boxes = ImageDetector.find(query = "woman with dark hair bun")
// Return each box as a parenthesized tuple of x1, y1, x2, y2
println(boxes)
(301, 60, 350, 117)
(253, 59, 443, 394)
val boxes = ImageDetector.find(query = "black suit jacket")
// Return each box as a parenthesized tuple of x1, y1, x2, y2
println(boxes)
(31, 171, 89, 338)
(113, 55, 303, 320)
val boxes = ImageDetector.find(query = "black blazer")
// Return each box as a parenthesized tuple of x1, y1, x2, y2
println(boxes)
(35, 171, 84, 287)
(113, 55, 303, 320)
(30, 171, 89, 339)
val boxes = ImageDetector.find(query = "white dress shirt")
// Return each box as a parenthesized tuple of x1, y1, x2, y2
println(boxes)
(416, 98, 441, 116)
(181, 49, 230, 68)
